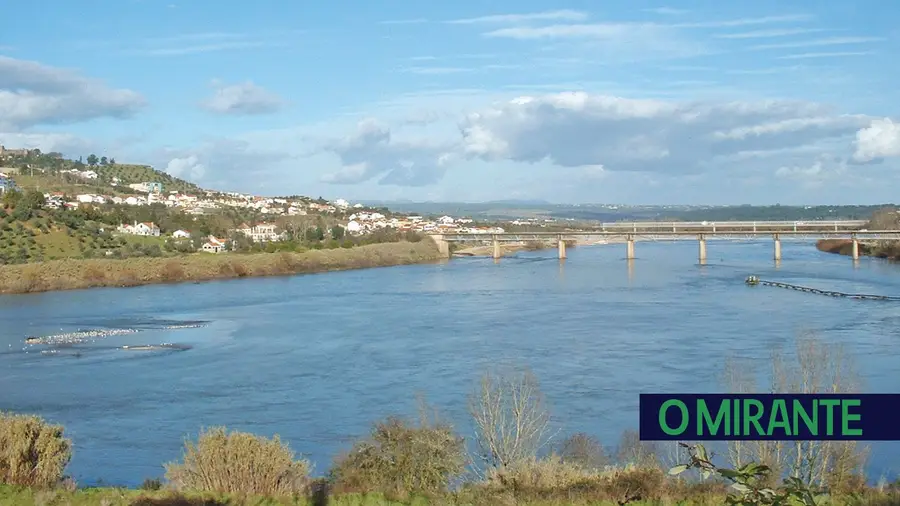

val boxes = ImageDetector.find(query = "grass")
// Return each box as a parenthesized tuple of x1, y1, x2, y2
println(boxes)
(0, 239, 444, 294)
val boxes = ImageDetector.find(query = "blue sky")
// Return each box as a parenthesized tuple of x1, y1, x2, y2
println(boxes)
(2, 0, 899, 204)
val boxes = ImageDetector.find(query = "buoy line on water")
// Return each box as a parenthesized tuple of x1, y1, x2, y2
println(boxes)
(744, 276, 900, 301)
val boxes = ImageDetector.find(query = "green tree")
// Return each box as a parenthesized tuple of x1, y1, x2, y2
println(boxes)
(86, 154, 99, 167)
(331, 225, 345, 240)
(100, 156, 108, 166)
(2, 189, 22, 208)
(21, 190, 46, 211)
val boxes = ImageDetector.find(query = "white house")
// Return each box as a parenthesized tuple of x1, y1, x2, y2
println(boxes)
(118, 221, 160, 237)
(200, 236, 227, 254)
(346, 221, 362, 234)
(76, 194, 95, 203)
(235, 222, 283, 242)
(172, 230, 191, 239)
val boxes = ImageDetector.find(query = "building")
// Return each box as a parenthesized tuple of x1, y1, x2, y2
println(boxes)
(0, 146, 29, 158)
(146, 182, 163, 194)
(118, 221, 160, 237)
(172, 230, 191, 239)
(235, 222, 283, 242)
(200, 236, 227, 253)
(0, 177, 16, 194)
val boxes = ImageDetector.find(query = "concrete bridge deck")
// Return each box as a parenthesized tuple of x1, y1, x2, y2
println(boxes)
(429, 220, 898, 263)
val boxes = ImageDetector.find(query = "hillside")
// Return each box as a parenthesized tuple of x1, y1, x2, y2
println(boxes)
(93, 163, 203, 194)
(2, 151, 202, 196)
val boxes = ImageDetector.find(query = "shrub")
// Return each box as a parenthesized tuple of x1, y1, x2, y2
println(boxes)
(164, 426, 311, 496)
(0, 412, 72, 488)
(330, 414, 465, 495)
(558, 433, 608, 469)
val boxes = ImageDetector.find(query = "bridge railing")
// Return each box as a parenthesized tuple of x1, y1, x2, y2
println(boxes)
(594, 220, 868, 233)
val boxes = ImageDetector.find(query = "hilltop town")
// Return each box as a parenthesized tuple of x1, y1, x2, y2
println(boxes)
(0, 146, 514, 262)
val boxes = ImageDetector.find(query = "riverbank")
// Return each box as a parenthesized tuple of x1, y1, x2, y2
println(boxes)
(0, 240, 444, 295)
(816, 239, 900, 260)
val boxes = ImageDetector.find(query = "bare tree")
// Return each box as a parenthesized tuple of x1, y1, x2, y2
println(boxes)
(468, 368, 556, 474)
(722, 332, 868, 489)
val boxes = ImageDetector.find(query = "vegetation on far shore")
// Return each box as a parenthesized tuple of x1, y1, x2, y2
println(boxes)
(0, 239, 443, 295)
(817, 207, 900, 260)
(2, 335, 898, 505)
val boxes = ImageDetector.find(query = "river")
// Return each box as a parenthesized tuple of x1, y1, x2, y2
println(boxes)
(1, 239, 899, 486)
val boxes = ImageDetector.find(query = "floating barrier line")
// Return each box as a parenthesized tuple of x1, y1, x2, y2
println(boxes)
(745, 276, 900, 300)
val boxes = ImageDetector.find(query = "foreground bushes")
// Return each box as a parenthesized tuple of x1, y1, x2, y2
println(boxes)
(329, 414, 465, 495)
(164, 427, 310, 497)
(0, 412, 71, 488)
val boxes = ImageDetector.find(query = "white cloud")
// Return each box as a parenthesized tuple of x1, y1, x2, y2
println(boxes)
(200, 80, 285, 115)
(165, 155, 206, 180)
(318, 119, 457, 186)
(0, 131, 93, 155)
(643, 7, 688, 15)
(777, 51, 873, 59)
(669, 14, 813, 28)
(714, 28, 827, 39)
(457, 92, 871, 174)
(154, 138, 295, 190)
(750, 36, 884, 50)
(853, 118, 900, 163)
(447, 10, 587, 24)
(0, 55, 145, 130)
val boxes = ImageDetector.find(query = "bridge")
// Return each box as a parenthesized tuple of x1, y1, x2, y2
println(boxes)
(429, 220, 900, 263)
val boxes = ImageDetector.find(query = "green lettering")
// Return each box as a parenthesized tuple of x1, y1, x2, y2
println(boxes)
(793, 399, 818, 436)
(734, 397, 740, 435)
(820, 399, 840, 435)
(698, 399, 730, 436)
(659, 399, 689, 435)
(743, 399, 765, 435)
(767, 399, 791, 436)
(841, 399, 863, 436)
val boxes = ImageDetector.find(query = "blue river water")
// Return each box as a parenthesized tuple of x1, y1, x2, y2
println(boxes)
(1, 239, 899, 486)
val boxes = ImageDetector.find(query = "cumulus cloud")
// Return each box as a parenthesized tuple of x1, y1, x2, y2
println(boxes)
(458, 92, 871, 174)
(200, 80, 285, 115)
(156, 138, 294, 188)
(0, 131, 93, 155)
(853, 118, 900, 163)
(319, 119, 456, 186)
(0, 55, 146, 130)
(165, 155, 206, 180)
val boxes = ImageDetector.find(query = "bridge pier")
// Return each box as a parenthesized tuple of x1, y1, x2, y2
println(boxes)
(698, 235, 707, 264)
(558, 236, 567, 260)
(430, 234, 451, 258)
(626, 235, 635, 260)
(851, 236, 860, 260)
(492, 236, 501, 259)
(773, 234, 782, 261)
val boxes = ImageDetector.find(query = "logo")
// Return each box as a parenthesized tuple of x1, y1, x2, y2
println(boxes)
(639, 394, 900, 441)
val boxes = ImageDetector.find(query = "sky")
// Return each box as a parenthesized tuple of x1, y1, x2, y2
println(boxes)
(1, 0, 899, 205)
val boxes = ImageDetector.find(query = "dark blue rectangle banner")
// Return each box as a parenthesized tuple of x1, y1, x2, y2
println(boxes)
(639, 394, 900, 441)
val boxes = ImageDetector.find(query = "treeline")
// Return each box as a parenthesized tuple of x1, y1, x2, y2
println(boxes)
(2, 335, 898, 505)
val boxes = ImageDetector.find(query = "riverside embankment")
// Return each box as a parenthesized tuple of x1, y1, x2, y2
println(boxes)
(816, 238, 900, 260)
(0, 239, 444, 295)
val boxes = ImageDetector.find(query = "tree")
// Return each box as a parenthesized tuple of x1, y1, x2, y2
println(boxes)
(109, 157, 116, 166)
(100, 156, 108, 166)
(468, 368, 556, 474)
(21, 190, 46, 211)
(86, 154, 98, 167)
(331, 225, 345, 240)
(2, 189, 22, 208)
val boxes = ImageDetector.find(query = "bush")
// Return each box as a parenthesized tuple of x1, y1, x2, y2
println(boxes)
(164, 427, 311, 496)
(330, 414, 465, 495)
(0, 412, 72, 488)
